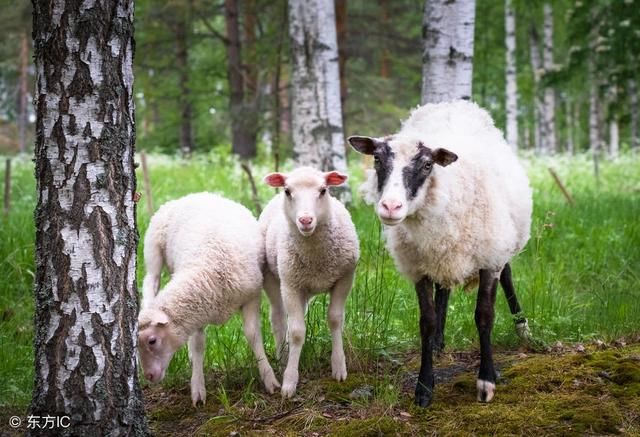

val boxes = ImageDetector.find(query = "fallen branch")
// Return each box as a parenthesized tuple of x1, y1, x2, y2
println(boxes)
(241, 160, 262, 215)
(548, 167, 574, 206)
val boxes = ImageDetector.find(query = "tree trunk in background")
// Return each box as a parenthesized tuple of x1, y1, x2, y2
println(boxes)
(335, 0, 348, 112)
(529, 25, 543, 153)
(504, 0, 518, 150)
(225, 0, 258, 159)
(629, 79, 639, 152)
(288, 0, 350, 202)
(176, 6, 194, 156)
(609, 116, 619, 159)
(379, 0, 391, 79)
(244, 0, 257, 98)
(541, 3, 556, 154)
(589, 73, 601, 177)
(18, 30, 29, 154)
(565, 99, 574, 155)
(421, 0, 476, 104)
(31, 1, 148, 434)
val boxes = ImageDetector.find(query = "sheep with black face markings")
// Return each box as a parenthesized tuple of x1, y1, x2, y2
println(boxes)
(137, 192, 280, 406)
(260, 167, 360, 398)
(349, 100, 532, 407)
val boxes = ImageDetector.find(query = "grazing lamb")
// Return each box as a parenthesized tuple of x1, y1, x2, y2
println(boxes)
(349, 100, 533, 407)
(260, 167, 360, 398)
(138, 193, 280, 406)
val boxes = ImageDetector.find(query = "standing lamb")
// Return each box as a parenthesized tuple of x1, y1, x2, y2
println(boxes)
(138, 193, 280, 406)
(260, 167, 360, 398)
(349, 100, 533, 407)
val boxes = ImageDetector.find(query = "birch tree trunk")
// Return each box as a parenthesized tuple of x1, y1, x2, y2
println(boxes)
(589, 73, 601, 178)
(529, 25, 543, 153)
(565, 99, 574, 155)
(505, 0, 518, 150)
(31, 1, 149, 434)
(289, 0, 350, 202)
(18, 30, 29, 154)
(422, 0, 476, 104)
(225, 0, 258, 159)
(629, 79, 639, 152)
(541, 3, 556, 154)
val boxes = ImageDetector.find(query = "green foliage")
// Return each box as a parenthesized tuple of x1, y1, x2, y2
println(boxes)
(1, 152, 639, 408)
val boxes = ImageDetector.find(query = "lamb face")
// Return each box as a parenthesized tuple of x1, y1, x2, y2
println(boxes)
(349, 136, 458, 225)
(137, 309, 182, 383)
(264, 167, 348, 236)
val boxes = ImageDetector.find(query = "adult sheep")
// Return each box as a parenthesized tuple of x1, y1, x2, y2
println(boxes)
(349, 100, 533, 407)
(138, 193, 279, 406)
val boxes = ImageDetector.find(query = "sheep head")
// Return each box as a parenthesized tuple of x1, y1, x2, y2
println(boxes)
(137, 308, 183, 383)
(349, 135, 457, 225)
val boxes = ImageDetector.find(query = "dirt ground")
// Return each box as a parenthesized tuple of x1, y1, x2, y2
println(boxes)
(1, 341, 638, 436)
(144, 341, 640, 436)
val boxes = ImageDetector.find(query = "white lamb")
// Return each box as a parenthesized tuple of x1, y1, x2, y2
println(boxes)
(349, 100, 533, 407)
(137, 193, 280, 406)
(260, 167, 360, 398)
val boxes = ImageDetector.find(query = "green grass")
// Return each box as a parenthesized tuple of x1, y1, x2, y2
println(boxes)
(0, 151, 639, 408)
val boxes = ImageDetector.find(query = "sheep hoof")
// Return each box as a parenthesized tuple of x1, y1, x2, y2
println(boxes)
(515, 320, 531, 341)
(476, 379, 495, 403)
(281, 382, 297, 399)
(332, 367, 347, 382)
(414, 385, 433, 408)
(263, 371, 281, 394)
(191, 389, 206, 407)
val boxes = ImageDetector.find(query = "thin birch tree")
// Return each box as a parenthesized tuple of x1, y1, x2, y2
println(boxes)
(505, 0, 518, 150)
(541, 3, 556, 154)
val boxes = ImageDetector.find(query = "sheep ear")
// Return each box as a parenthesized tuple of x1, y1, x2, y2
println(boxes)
(348, 136, 378, 155)
(264, 172, 287, 187)
(432, 148, 458, 167)
(151, 310, 170, 327)
(325, 171, 348, 186)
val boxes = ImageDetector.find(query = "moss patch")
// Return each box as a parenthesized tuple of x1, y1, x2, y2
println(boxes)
(145, 343, 640, 436)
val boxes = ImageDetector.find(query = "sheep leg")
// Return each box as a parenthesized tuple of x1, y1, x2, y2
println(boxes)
(188, 328, 206, 407)
(263, 271, 288, 364)
(281, 287, 306, 398)
(476, 269, 499, 403)
(328, 269, 354, 382)
(434, 283, 450, 353)
(499, 263, 531, 341)
(241, 295, 281, 394)
(414, 276, 436, 407)
(141, 245, 163, 310)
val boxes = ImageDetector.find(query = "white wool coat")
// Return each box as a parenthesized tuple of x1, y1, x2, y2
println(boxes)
(362, 100, 532, 287)
(260, 192, 359, 295)
(139, 192, 264, 337)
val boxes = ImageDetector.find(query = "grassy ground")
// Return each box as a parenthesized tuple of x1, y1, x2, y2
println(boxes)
(0, 152, 639, 432)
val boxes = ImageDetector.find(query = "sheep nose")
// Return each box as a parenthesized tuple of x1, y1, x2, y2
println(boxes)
(298, 216, 314, 226)
(381, 200, 403, 212)
(145, 372, 155, 382)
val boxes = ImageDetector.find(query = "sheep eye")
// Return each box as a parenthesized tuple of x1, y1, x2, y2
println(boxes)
(284, 188, 291, 197)
(374, 156, 381, 165)
(424, 161, 433, 170)
(319, 188, 327, 196)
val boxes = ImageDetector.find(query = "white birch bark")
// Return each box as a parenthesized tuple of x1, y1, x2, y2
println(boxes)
(541, 3, 556, 154)
(589, 72, 601, 178)
(421, 0, 476, 104)
(31, 1, 148, 434)
(505, 0, 518, 150)
(565, 100, 574, 155)
(629, 79, 639, 152)
(529, 26, 543, 153)
(288, 0, 350, 202)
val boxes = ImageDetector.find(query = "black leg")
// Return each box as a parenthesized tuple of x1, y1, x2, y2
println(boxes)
(499, 263, 530, 339)
(434, 283, 450, 353)
(415, 277, 436, 407)
(476, 269, 498, 402)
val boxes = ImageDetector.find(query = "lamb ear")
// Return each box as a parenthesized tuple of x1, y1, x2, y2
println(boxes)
(348, 136, 378, 155)
(151, 310, 170, 327)
(263, 172, 287, 187)
(432, 148, 458, 167)
(325, 171, 348, 186)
